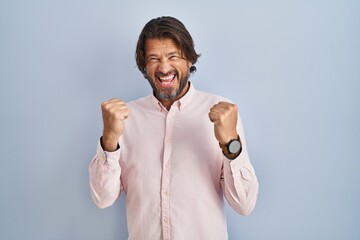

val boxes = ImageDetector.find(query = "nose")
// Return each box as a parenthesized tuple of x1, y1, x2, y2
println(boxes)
(158, 58, 172, 73)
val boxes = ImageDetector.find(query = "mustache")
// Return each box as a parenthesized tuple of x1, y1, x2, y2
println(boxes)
(155, 70, 178, 78)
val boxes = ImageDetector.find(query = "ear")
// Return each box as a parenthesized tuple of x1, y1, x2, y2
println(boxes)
(187, 60, 192, 68)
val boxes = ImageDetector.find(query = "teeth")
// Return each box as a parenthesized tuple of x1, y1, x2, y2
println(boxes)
(159, 75, 175, 81)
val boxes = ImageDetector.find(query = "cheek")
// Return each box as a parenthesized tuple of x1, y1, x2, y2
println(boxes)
(179, 64, 190, 75)
(145, 65, 156, 76)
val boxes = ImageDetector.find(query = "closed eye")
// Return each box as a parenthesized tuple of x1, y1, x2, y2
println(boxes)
(169, 55, 181, 61)
(147, 57, 159, 63)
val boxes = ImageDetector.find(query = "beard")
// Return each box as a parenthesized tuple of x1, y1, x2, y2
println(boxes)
(146, 68, 190, 101)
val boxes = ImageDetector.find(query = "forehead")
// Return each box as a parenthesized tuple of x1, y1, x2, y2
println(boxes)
(145, 38, 181, 56)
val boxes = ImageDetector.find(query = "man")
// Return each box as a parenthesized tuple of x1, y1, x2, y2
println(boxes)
(89, 16, 259, 240)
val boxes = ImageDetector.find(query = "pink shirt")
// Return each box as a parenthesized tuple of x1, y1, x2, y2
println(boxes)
(89, 83, 259, 240)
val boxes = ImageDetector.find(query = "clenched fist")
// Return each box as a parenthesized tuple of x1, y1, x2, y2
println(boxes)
(208, 102, 238, 145)
(101, 99, 129, 151)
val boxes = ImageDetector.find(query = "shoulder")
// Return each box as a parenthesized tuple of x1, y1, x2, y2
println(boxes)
(193, 88, 233, 105)
(127, 95, 152, 109)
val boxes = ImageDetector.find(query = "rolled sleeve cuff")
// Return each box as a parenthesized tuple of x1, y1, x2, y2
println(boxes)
(223, 152, 254, 181)
(96, 140, 121, 165)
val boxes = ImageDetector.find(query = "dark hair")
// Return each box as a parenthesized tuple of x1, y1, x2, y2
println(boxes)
(135, 16, 200, 75)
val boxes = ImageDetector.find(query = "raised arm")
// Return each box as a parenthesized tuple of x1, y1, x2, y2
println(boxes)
(209, 101, 259, 215)
(89, 99, 129, 208)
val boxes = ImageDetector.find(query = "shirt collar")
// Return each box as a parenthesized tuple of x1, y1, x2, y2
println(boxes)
(151, 82, 195, 112)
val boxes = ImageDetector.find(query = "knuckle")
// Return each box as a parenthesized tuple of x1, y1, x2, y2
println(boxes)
(223, 104, 231, 111)
(229, 103, 237, 111)
(108, 108, 117, 114)
(104, 105, 111, 112)
(101, 101, 107, 109)
(103, 102, 112, 110)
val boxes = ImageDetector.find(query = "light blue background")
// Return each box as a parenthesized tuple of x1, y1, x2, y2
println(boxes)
(1, 1, 359, 239)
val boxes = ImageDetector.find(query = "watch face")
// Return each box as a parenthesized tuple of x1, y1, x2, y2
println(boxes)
(229, 140, 241, 153)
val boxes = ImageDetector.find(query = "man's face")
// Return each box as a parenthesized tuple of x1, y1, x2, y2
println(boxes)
(144, 38, 192, 102)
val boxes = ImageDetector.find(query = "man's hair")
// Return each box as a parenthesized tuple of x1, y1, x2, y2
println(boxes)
(135, 16, 200, 75)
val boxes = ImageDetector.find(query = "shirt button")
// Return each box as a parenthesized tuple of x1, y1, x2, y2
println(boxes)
(163, 217, 167, 223)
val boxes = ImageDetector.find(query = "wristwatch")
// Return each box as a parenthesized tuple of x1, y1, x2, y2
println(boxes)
(219, 136, 242, 155)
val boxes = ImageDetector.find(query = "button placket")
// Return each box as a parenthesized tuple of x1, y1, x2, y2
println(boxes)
(161, 108, 176, 240)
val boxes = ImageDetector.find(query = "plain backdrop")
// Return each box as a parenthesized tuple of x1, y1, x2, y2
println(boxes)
(0, 0, 359, 239)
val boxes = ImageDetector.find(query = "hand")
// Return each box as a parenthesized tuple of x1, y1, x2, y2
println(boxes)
(208, 102, 238, 145)
(101, 99, 129, 151)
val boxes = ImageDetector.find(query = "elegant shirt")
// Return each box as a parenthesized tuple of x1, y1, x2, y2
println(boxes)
(89, 83, 259, 240)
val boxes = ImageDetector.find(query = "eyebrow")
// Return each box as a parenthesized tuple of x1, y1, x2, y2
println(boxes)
(166, 51, 181, 57)
(146, 51, 181, 59)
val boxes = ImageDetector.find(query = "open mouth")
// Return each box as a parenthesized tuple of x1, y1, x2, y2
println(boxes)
(157, 74, 176, 87)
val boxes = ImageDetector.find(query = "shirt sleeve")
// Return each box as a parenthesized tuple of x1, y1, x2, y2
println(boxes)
(220, 116, 259, 216)
(88, 139, 123, 209)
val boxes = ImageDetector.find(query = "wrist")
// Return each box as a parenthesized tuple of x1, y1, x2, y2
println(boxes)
(219, 132, 238, 145)
(101, 135, 120, 152)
